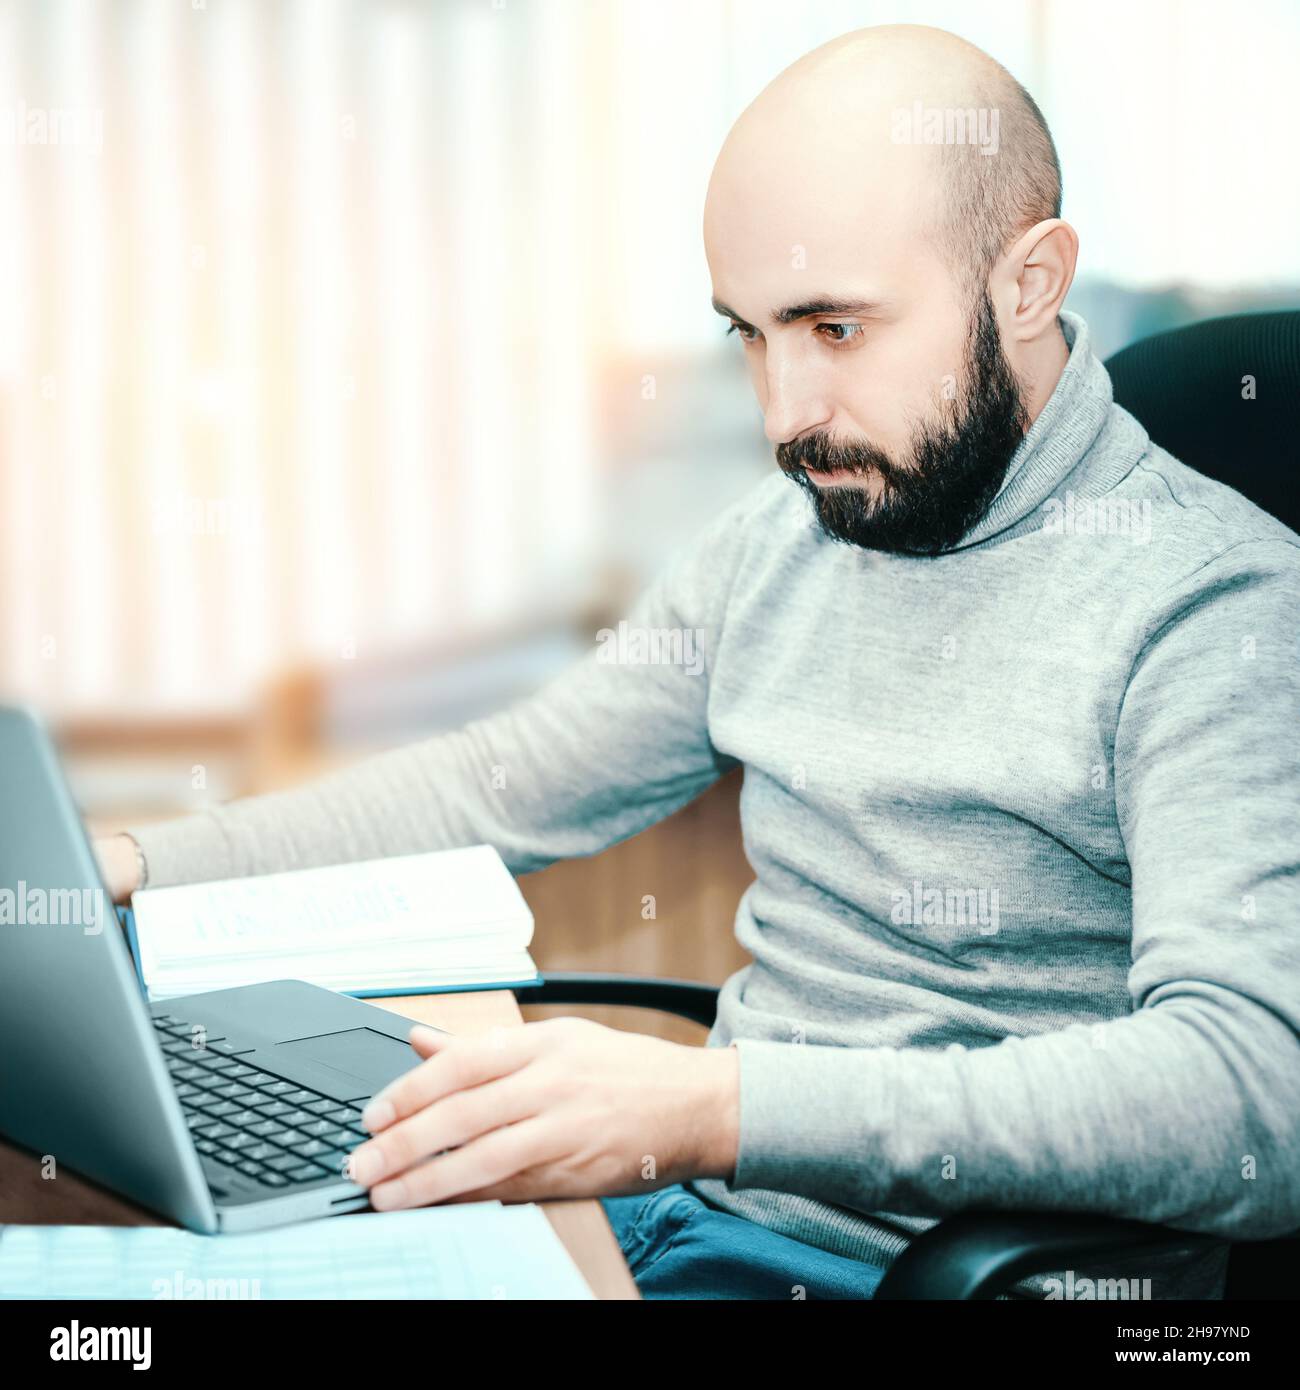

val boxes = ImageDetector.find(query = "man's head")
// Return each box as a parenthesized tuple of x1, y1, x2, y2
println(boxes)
(703, 24, 1077, 554)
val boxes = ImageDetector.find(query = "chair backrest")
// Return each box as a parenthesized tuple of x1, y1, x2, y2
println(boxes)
(1103, 310, 1300, 531)
(1108, 310, 1300, 1296)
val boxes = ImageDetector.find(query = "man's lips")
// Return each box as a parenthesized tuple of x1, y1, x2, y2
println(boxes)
(804, 466, 867, 487)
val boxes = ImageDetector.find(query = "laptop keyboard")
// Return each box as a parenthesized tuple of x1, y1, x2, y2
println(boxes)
(152, 1014, 370, 1190)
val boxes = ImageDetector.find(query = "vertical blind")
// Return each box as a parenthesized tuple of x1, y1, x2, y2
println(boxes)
(0, 0, 612, 716)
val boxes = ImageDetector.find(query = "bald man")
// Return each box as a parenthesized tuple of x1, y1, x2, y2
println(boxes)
(99, 26, 1300, 1300)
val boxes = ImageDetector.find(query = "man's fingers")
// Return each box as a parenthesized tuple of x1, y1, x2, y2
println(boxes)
(349, 1071, 540, 1188)
(362, 1024, 534, 1132)
(368, 1117, 562, 1211)
(408, 1024, 448, 1059)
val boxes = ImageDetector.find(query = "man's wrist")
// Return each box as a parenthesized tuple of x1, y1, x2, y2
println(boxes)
(115, 832, 146, 897)
(123, 833, 148, 892)
(690, 1043, 740, 1181)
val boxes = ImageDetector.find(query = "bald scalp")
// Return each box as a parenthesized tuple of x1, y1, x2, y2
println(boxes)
(730, 25, 1062, 305)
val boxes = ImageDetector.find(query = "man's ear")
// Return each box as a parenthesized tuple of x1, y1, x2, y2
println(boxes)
(994, 218, 1078, 343)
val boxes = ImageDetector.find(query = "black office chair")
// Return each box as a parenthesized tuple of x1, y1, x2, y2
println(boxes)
(527, 310, 1300, 1298)
(1104, 309, 1300, 530)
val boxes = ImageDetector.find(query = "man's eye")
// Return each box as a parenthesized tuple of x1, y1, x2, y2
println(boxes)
(817, 322, 865, 345)
(726, 321, 758, 343)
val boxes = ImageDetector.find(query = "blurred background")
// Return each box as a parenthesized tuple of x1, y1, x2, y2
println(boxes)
(2, 0, 1297, 1028)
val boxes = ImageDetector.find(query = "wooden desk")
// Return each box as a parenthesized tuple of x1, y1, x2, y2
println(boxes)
(0, 988, 639, 1300)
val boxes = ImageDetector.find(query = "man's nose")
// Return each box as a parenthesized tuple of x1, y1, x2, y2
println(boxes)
(761, 355, 831, 445)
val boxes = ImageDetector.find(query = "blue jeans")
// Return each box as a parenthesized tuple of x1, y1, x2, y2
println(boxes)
(601, 1184, 887, 1300)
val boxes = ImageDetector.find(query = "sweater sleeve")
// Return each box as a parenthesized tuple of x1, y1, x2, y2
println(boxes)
(730, 537, 1300, 1241)
(129, 487, 758, 889)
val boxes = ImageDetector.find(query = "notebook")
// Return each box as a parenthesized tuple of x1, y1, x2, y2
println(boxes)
(0, 1204, 593, 1299)
(127, 844, 541, 1002)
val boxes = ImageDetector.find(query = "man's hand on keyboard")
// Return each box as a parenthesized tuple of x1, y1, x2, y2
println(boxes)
(345, 1017, 740, 1208)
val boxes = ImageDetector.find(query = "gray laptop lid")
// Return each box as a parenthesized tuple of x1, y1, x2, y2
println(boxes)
(0, 705, 216, 1231)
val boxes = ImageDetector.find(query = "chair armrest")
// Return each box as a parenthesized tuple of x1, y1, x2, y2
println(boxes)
(873, 1209, 1219, 1299)
(525, 972, 720, 1028)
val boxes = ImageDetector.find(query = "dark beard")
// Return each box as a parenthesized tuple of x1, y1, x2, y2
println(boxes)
(776, 290, 1029, 556)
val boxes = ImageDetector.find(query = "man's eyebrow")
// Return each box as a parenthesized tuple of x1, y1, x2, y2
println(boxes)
(711, 296, 887, 325)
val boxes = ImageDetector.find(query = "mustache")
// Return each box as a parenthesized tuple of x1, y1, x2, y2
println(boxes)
(776, 431, 896, 479)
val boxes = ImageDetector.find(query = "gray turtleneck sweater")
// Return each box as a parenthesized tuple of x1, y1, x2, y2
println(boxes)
(132, 311, 1300, 1298)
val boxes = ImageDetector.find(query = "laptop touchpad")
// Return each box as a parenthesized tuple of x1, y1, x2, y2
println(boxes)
(274, 1027, 417, 1098)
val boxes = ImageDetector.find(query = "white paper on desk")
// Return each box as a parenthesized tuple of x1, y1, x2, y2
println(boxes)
(0, 1204, 593, 1300)
(134, 845, 532, 952)
(130, 844, 537, 999)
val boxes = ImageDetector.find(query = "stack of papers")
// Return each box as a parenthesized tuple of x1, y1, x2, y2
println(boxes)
(129, 845, 539, 1001)
(0, 1204, 593, 1299)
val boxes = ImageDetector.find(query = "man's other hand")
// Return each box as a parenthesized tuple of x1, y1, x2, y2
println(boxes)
(348, 1017, 741, 1209)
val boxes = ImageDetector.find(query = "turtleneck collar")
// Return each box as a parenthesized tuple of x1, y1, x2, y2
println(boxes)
(952, 309, 1122, 551)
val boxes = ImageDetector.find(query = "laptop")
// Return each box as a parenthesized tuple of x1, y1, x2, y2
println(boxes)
(0, 704, 443, 1233)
